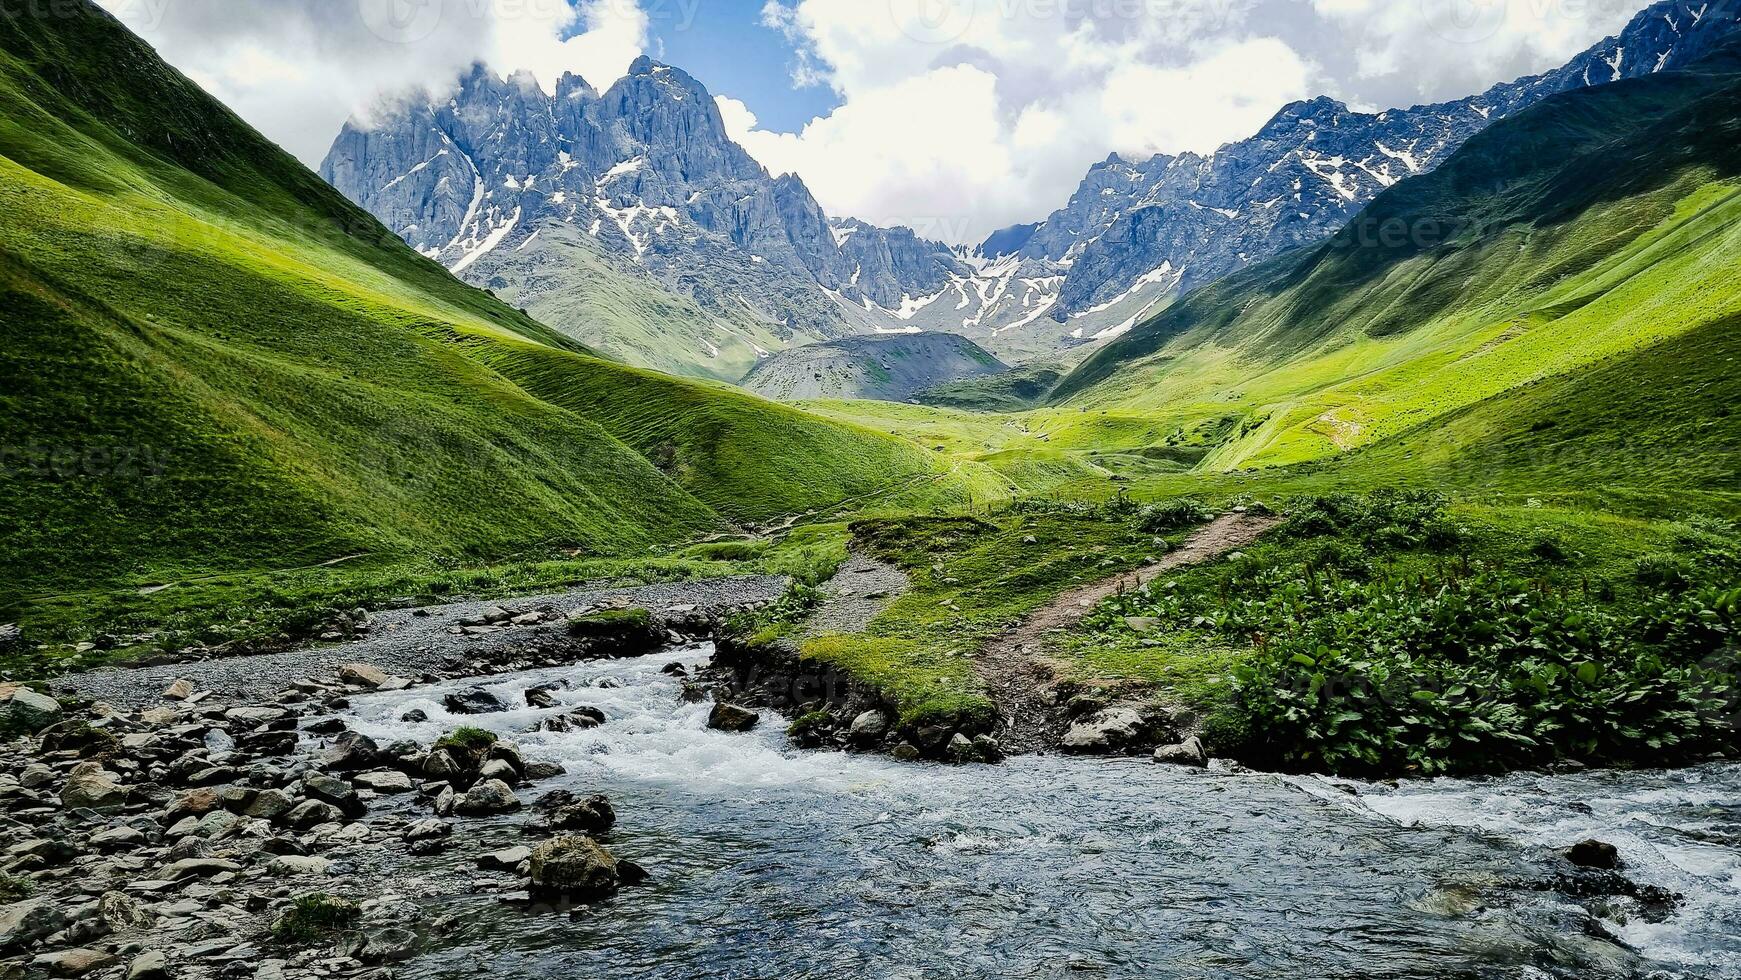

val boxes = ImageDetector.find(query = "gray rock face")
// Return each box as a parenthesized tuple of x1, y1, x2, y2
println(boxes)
(320, 57, 965, 366)
(740, 331, 1007, 401)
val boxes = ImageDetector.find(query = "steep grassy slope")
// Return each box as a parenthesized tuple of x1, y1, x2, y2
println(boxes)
(465, 221, 820, 383)
(0, 4, 981, 602)
(741, 332, 1007, 402)
(464, 339, 1015, 521)
(1052, 53, 1741, 480)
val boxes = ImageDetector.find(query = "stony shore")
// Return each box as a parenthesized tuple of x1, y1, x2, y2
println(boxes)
(0, 579, 784, 980)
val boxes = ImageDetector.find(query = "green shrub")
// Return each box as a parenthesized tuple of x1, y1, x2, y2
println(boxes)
(271, 893, 360, 944)
(1230, 574, 1740, 776)
(1135, 497, 1216, 533)
(434, 727, 498, 752)
(0, 873, 34, 902)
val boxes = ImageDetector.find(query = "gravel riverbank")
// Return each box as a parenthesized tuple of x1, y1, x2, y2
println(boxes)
(60, 576, 787, 709)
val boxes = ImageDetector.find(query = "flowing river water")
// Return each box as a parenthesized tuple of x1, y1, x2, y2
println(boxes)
(336, 645, 1741, 979)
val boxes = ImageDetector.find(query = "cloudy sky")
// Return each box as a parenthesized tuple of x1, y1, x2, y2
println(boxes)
(98, 0, 1646, 242)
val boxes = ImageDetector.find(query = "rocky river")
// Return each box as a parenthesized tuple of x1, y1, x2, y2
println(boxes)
(6, 582, 1741, 980)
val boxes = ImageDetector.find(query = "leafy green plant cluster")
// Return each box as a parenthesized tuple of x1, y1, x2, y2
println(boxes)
(271, 893, 361, 944)
(0, 872, 34, 901)
(724, 582, 825, 648)
(434, 727, 498, 752)
(1233, 572, 1739, 775)
(1133, 497, 1217, 534)
(1096, 492, 1741, 776)
(1277, 489, 1464, 551)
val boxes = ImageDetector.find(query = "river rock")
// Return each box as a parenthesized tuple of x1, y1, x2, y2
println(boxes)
(283, 799, 344, 829)
(476, 846, 530, 871)
(358, 926, 420, 963)
(403, 819, 451, 842)
(97, 891, 154, 932)
(1153, 737, 1208, 768)
(267, 855, 332, 876)
(61, 762, 127, 812)
(164, 788, 223, 823)
(542, 794, 615, 835)
(525, 686, 561, 710)
(303, 773, 366, 818)
(243, 788, 295, 820)
(353, 770, 414, 794)
(890, 742, 921, 762)
(224, 705, 290, 725)
(849, 710, 890, 746)
(478, 759, 519, 785)
(1566, 839, 1621, 870)
(443, 688, 508, 715)
(1060, 707, 1149, 754)
(90, 826, 147, 851)
(161, 679, 194, 701)
(18, 763, 53, 789)
(401, 709, 429, 723)
(31, 948, 117, 977)
(454, 779, 520, 816)
(0, 900, 70, 951)
(126, 950, 169, 980)
(339, 663, 389, 688)
(528, 835, 619, 899)
(707, 703, 759, 732)
(163, 858, 241, 879)
(321, 732, 381, 771)
(541, 706, 606, 732)
(423, 748, 475, 786)
(0, 687, 62, 733)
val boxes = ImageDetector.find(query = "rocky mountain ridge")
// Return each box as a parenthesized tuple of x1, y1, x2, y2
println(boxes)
(320, 0, 1737, 376)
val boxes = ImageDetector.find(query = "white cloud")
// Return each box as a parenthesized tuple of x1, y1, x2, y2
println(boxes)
(727, 0, 1647, 243)
(733, 0, 1318, 241)
(95, 0, 649, 164)
(1311, 0, 1642, 100)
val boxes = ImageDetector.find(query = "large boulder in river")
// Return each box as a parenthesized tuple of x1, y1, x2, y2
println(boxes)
(321, 732, 382, 771)
(443, 687, 509, 715)
(0, 686, 62, 734)
(454, 778, 520, 816)
(528, 835, 620, 899)
(707, 703, 759, 732)
(1566, 839, 1621, 870)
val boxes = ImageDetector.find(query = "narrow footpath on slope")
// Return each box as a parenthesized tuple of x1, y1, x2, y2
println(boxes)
(976, 511, 1281, 754)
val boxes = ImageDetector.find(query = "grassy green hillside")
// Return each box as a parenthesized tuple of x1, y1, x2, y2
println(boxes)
(0, 3, 983, 605)
(468, 221, 819, 384)
(1050, 52, 1741, 484)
